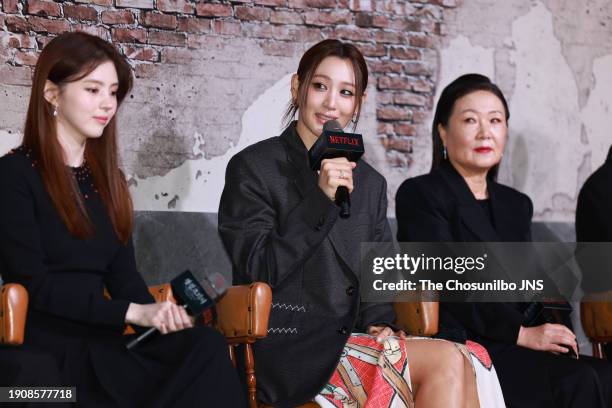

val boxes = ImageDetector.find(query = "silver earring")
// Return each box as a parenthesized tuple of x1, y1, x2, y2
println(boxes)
(53, 106, 58, 117)
(351, 113, 357, 124)
(443, 146, 447, 160)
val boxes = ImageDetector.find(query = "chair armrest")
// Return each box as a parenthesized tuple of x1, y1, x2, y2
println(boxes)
(148, 283, 175, 303)
(581, 292, 612, 341)
(394, 300, 439, 336)
(215, 283, 272, 343)
(1, 284, 28, 345)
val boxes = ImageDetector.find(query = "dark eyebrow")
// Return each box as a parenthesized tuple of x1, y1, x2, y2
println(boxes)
(312, 74, 355, 88)
(459, 108, 504, 115)
(83, 79, 119, 87)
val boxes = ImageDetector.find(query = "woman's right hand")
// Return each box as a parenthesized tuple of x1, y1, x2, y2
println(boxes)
(318, 157, 356, 202)
(125, 301, 194, 334)
(517, 323, 578, 357)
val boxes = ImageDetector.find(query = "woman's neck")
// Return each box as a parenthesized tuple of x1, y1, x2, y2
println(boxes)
(449, 159, 489, 200)
(56, 127, 86, 167)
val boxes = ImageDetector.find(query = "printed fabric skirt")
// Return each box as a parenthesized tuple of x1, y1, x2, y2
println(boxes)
(314, 334, 506, 408)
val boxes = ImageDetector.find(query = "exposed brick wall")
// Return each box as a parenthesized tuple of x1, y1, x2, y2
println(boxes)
(0, 0, 457, 167)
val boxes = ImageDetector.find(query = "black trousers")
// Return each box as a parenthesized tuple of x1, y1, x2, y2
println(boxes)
(3, 326, 244, 408)
(490, 344, 612, 408)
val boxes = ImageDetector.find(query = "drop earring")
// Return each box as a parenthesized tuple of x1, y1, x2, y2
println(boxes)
(53, 106, 58, 117)
(351, 113, 357, 124)
(443, 146, 447, 160)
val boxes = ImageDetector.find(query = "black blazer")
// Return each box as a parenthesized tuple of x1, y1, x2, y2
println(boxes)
(218, 123, 395, 407)
(576, 145, 612, 291)
(395, 161, 533, 346)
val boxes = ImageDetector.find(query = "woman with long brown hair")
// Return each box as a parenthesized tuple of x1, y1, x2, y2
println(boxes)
(0, 32, 243, 407)
(219, 39, 481, 408)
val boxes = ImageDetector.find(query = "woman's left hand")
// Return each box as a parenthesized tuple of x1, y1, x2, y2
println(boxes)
(367, 325, 406, 343)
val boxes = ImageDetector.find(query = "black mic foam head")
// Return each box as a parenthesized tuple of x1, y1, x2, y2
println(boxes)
(323, 119, 343, 132)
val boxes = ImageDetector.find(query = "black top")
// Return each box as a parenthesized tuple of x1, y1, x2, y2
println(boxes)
(0, 146, 153, 337)
(477, 198, 494, 226)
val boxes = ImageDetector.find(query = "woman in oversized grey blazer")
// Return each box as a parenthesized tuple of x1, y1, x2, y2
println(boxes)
(219, 39, 480, 408)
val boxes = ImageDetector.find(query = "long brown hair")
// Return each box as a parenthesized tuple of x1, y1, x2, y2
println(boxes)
(282, 39, 368, 130)
(24, 32, 133, 243)
(431, 73, 509, 180)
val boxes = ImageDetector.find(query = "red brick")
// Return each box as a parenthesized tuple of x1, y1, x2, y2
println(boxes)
(115, 0, 153, 8)
(369, 60, 402, 74)
(354, 12, 372, 27)
(377, 122, 393, 134)
(14, 50, 39, 66)
(0, 65, 32, 85)
(394, 91, 428, 106)
(270, 10, 302, 25)
(383, 136, 412, 153)
(254, 0, 285, 5)
(148, 30, 186, 46)
(260, 40, 297, 57)
(372, 14, 391, 28)
(195, 3, 231, 17)
(29, 17, 70, 34)
(385, 151, 410, 168)
(177, 17, 210, 33)
(161, 47, 196, 63)
(235, 6, 271, 21)
(101, 10, 135, 25)
(5, 33, 36, 48)
(409, 34, 434, 48)
(36, 36, 53, 49)
(287, 0, 308, 7)
(78, 0, 113, 5)
(333, 27, 371, 41)
(376, 91, 394, 104)
(403, 61, 433, 76)
(305, 0, 335, 6)
(112, 27, 147, 43)
(64, 5, 98, 21)
(304, 10, 351, 26)
(394, 123, 417, 136)
(390, 46, 420, 60)
(429, 0, 457, 7)
(242, 23, 290, 40)
(124, 45, 159, 62)
(412, 78, 432, 93)
(134, 63, 158, 79)
(378, 75, 411, 90)
(357, 43, 386, 57)
(3, 0, 19, 13)
(377, 106, 412, 121)
(6, 16, 30, 32)
(73, 24, 110, 40)
(212, 20, 241, 36)
(375, 30, 406, 44)
(156, 0, 194, 14)
(26, 0, 61, 17)
(289, 26, 320, 42)
(141, 11, 177, 29)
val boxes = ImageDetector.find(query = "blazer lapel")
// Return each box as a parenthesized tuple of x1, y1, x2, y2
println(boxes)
(281, 122, 357, 274)
(438, 162, 500, 242)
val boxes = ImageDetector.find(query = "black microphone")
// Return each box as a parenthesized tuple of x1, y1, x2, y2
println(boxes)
(308, 120, 364, 218)
(126, 270, 227, 350)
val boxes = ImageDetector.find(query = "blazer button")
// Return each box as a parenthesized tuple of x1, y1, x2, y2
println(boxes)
(345, 286, 355, 296)
(316, 215, 325, 230)
(338, 326, 348, 335)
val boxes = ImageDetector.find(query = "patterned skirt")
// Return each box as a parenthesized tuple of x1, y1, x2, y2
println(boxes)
(314, 334, 506, 408)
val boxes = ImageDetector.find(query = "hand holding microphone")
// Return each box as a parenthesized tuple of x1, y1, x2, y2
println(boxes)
(309, 120, 364, 218)
(126, 270, 227, 350)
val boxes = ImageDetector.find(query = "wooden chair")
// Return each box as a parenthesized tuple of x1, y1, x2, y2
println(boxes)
(1, 282, 438, 408)
(581, 291, 612, 359)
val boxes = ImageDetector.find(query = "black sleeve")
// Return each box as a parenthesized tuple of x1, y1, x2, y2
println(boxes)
(104, 238, 155, 306)
(0, 159, 131, 329)
(576, 179, 608, 242)
(356, 177, 397, 331)
(218, 152, 339, 288)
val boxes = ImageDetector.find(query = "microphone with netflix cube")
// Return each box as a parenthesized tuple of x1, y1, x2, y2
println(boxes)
(126, 270, 227, 350)
(308, 120, 364, 218)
